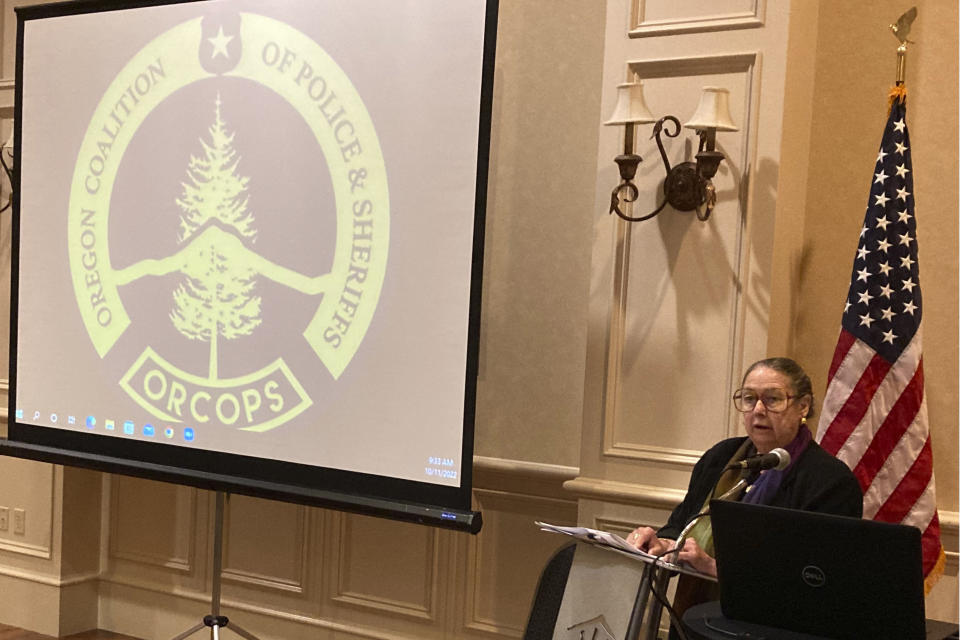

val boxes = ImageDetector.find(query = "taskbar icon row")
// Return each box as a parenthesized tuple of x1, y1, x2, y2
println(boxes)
(15, 409, 196, 442)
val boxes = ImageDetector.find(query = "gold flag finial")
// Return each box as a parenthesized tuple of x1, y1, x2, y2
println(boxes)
(889, 6, 917, 45)
(890, 7, 917, 86)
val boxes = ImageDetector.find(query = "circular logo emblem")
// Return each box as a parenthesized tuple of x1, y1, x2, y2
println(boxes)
(801, 565, 826, 588)
(67, 13, 388, 432)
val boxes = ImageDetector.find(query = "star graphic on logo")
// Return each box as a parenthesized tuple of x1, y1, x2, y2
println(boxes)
(208, 26, 234, 59)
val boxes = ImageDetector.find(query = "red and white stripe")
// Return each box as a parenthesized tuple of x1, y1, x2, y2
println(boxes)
(816, 327, 943, 587)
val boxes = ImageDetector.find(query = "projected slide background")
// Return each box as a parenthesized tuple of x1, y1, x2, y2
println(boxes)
(15, 0, 487, 488)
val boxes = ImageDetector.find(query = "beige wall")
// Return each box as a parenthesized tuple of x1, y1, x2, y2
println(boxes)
(0, 0, 602, 637)
(580, 0, 958, 626)
(766, 0, 959, 617)
(786, 0, 958, 512)
(0, 0, 956, 638)
(784, 1, 959, 614)
(474, 0, 602, 467)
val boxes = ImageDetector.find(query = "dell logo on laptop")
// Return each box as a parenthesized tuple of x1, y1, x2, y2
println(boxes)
(801, 565, 826, 587)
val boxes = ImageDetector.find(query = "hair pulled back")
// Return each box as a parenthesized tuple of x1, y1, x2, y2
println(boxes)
(743, 357, 815, 419)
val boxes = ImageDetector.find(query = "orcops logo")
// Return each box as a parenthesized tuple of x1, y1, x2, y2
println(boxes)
(68, 13, 389, 432)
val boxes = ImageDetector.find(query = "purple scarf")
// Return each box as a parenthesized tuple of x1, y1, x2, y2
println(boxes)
(742, 424, 812, 505)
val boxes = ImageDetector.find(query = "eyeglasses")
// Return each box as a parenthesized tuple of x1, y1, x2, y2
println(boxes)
(732, 389, 797, 413)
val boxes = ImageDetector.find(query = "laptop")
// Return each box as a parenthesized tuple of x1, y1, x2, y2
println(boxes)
(709, 500, 926, 640)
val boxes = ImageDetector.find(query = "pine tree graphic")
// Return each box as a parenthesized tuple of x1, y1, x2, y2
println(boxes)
(170, 94, 261, 380)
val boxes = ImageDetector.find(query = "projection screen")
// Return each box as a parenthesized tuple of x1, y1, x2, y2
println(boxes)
(3, 0, 496, 532)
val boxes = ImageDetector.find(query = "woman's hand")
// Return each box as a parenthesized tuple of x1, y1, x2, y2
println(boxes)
(675, 538, 717, 577)
(626, 526, 670, 555)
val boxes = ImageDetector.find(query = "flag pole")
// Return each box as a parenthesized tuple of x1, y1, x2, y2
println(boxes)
(888, 7, 916, 109)
(895, 42, 907, 86)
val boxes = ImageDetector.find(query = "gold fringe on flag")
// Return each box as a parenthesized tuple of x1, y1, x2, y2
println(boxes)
(888, 84, 908, 113)
(924, 546, 945, 595)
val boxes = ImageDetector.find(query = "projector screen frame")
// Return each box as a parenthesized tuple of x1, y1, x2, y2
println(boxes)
(2, 0, 498, 534)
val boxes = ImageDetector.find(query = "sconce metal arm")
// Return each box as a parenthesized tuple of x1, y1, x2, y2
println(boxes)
(610, 182, 670, 222)
(609, 115, 681, 222)
(653, 116, 681, 173)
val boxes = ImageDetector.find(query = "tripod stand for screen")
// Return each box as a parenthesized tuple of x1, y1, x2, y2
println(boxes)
(171, 491, 261, 640)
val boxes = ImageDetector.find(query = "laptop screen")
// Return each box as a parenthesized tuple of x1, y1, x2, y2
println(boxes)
(710, 500, 925, 640)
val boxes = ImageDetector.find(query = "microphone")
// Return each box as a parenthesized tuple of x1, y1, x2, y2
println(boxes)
(726, 447, 790, 471)
(674, 447, 791, 554)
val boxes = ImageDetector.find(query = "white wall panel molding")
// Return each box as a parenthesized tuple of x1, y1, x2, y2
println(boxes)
(0, 77, 10, 117)
(625, 52, 758, 83)
(332, 513, 440, 622)
(458, 489, 578, 638)
(0, 462, 53, 558)
(473, 455, 578, 499)
(630, 0, 765, 37)
(0, 565, 97, 587)
(940, 510, 959, 570)
(0, 538, 49, 559)
(107, 477, 197, 574)
(0, 378, 8, 420)
(600, 52, 760, 466)
(594, 515, 647, 539)
(222, 497, 309, 596)
(221, 562, 306, 595)
(563, 476, 685, 509)
(0, 457, 54, 557)
(0, 0, 19, 115)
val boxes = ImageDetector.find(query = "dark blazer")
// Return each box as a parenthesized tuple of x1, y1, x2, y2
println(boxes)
(658, 436, 863, 540)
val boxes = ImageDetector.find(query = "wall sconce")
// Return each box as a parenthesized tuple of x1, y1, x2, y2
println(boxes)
(604, 81, 655, 220)
(606, 85, 738, 222)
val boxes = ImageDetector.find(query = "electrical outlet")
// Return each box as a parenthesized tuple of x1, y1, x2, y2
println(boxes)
(13, 508, 24, 535)
(0, 506, 8, 531)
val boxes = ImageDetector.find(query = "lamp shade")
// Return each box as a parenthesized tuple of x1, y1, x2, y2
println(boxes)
(604, 81, 655, 126)
(684, 86, 738, 132)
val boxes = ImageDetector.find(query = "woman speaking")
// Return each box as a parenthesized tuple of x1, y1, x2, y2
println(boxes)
(628, 357, 863, 626)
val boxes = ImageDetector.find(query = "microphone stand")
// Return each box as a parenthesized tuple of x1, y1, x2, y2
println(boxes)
(674, 478, 748, 549)
(625, 470, 753, 640)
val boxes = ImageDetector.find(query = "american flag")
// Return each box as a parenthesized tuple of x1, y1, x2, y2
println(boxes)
(816, 96, 944, 592)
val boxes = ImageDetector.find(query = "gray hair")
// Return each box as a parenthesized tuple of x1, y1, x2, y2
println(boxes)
(743, 357, 815, 419)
